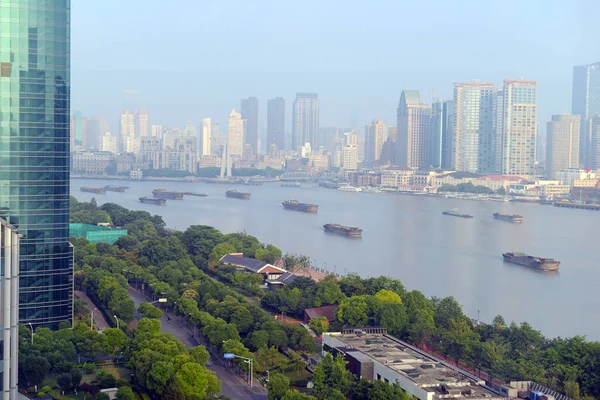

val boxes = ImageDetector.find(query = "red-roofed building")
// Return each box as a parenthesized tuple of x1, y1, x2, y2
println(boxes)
(304, 304, 339, 323)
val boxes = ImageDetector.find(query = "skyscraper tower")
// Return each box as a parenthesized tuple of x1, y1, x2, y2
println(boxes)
(453, 82, 495, 173)
(430, 100, 455, 169)
(0, 0, 73, 328)
(120, 110, 136, 152)
(267, 97, 285, 151)
(241, 97, 258, 154)
(228, 109, 244, 156)
(292, 93, 319, 151)
(201, 118, 212, 156)
(572, 62, 600, 167)
(364, 120, 386, 165)
(501, 79, 538, 176)
(70, 111, 88, 150)
(396, 91, 431, 169)
(546, 115, 580, 179)
(134, 109, 149, 138)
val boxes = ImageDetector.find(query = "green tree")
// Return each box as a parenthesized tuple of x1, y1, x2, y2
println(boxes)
(115, 386, 136, 400)
(433, 296, 466, 329)
(564, 381, 581, 400)
(441, 319, 480, 365)
(57, 373, 72, 393)
(71, 369, 83, 391)
(314, 278, 345, 307)
(376, 302, 408, 336)
(210, 242, 237, 263)
(19, 355, 50, 388)
(103, 327, 129, 358)
(313, 353, 354, 399)
(95, 393, 111, 400)
(282, 390, 317, 400)
(170, 362, 221, 399)
(147, 361, 174, 394)
(268, 373, 290, 400)
(188, 346, 210, 366)
(308, 317, 329, 336)
(137, 302, 164, 319)
(335, 296, 369, 327)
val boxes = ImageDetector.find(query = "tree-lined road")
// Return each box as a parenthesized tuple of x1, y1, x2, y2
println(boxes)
(127, 287, 267, 400)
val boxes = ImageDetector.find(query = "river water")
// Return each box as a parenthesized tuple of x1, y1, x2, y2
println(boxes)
(72, 178, 600, 340)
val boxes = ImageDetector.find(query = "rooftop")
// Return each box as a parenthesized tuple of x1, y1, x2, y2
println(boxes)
(328, 332, 505, 399)
(220, 253, 285, 274)
(266, 271, 298, 286)
(305, 304, 339, 322)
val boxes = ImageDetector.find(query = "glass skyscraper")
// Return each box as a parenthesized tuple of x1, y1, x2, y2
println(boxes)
(0, 1, 73, 327)
(572, 62, 600, 167)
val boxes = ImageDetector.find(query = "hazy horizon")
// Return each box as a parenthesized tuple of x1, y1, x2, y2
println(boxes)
(72, 0, 600, 136)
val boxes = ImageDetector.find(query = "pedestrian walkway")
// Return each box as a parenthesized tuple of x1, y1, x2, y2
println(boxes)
(75, 290, 110, 330)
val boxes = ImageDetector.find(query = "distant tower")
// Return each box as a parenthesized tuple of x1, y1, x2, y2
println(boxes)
(241, 97, 259, 154)
(267, 97, 285, 151)
(220, 142, 232, 179)
(546, 114, 581, 179)
(396, 90, 431, 168)
(572, 62, 600, 167)
(292, 93, 319, 151)
(364, 120, 386, 165)
(201, 118, 212, 156)
(228, 109, 244, 156)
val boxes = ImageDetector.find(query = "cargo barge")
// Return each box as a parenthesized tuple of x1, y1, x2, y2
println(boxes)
(323, 224, 362, 237)
(104, 185, 129, 192)
(80, 186, 106, 194)
(282, 182, 301, 188)
(282, 200, 318, 213)
(493, 212, 523, 222)
(152, 189, 184, 200)
(442, 210, 473, 218)
(502, 252, 560, 271)
(183, 192, 208, 197)
(139, 196, 166, 205)
(226, 190, 251, 200)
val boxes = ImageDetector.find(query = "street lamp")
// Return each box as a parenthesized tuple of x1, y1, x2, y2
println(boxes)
(266, 370, 269, 383)
(27, 323, 34, 345)
(114, 315, 120, 329)
(91, 308, 97, 331)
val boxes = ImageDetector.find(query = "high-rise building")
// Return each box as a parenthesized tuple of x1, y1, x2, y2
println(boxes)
(430, 101, 455, 169)
(134, 109, 149, 138)
(70, 111, 88, 150)
(120, 110, 136, 152)
(546, 115, 581, 179)
(572, 62, 600, 166)
(183, 121, 196, 138)
(267, 97, 285, 152)
(494, 91, 505, 173)
(0, 1, 73, 328)
(364, 120, 386, 165)
(241, 97, 259, 154)
(151, 125, 163, 139)
(228, 109, 244, 156)
(501, 79, 538, 176)
(453, 82, 495, 173)
(589, 117, 600, 169)
(0, 218, 20, 398)
(88, 116, 110, 150)
(100, 133, 118, 154)
(292, 93, 319, 151)
(201, 118, 212, 156)
(342, 144, 359, 171)
(396, 91, 431, 169)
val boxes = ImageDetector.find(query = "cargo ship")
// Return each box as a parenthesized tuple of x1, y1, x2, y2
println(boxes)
(493, 212, 523, 222)
(442, 210, 473, 218)
(104, 185, 129, 192)
(282, 200, 318, 213)
(323, 224, 362, 237)
(183, 192, 208, 197)
(80, 186, 106, 194)
(139, 196, 166, 205)
(225, 190, 251, 200)
(502, 252, 560, 271)
(152, 189, 184, 200)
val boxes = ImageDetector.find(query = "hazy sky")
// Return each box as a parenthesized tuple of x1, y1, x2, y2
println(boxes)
(72, 0, 600, 136)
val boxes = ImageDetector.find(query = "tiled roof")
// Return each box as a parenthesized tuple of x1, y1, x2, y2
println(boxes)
(304, 304, 339, 322)
(266, 271, 298, 285)
(220, 254, 267, 273)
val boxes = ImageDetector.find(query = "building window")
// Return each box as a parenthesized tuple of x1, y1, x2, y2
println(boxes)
(376, 374, 381, 381)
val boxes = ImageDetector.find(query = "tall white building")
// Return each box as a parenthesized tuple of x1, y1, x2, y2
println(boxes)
(120, 110, 135, 153)
(183, 121, 196, 138)
(228, 109, 244, 156)
(99, 132, 118, 154)
(134, 109, 149, 138)
(151, 124, 163, 138)
(396, 90, 431, 169)
(546, 114, 580, 179)
(201, 118, 212, 156)
(453, 82, 495, 173)
(0, 219, 20, 399)
(501, 79, 538, 176)
(342, 144, 359, 170)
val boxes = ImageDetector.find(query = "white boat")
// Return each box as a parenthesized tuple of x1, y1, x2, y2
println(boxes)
(338, 185, 362, 192)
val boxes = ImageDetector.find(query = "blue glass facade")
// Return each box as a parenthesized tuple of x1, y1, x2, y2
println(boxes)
(0, 1, 72, 327)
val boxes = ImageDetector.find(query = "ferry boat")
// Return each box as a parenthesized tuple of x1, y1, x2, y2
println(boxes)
(183, 192, 208, 197)
(502, 252, 560, 271)
(139, 196, 166, 205)
(282, 200, 318, 213)
(104, 185, 129, 192)
(493, 212, 523, 222)
(226, 190, 251, 200)
(442, 210, 473, 218)
(323, 224, 362, 237)
(152, 189, 184, 200)
(80, 186, 106, 194)
(338, 185, 362, 192)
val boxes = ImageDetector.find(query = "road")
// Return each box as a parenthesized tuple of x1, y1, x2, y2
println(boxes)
(127, 287, 267, 400)
(75, 290, 110, 330)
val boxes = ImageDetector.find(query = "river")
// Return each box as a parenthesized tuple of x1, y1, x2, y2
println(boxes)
(72, 178, 600, 340)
